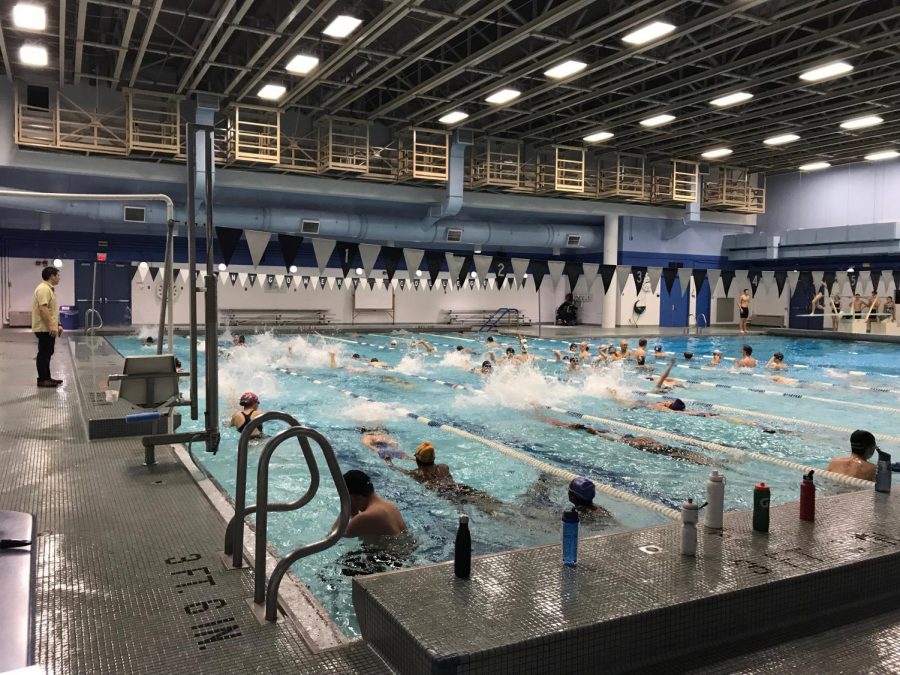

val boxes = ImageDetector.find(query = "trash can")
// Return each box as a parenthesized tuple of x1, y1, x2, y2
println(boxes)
(59, 305, 80, 330)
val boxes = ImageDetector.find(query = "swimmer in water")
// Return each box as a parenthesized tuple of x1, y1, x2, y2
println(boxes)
(707, 350, 722, 366)
(473, 360, 493, 375)
(765, 352, 789, 371)
(683, 352, 694, 361)
(340, 470, 407, 538)
(635, 339, 648, 366)
(455, 345, 477, 355)
(329, 351, 367, 372)
(230, 392, 264, 437)
(359, 427, 409, 461)
(567, 477, 612, 523)
(618, 339, 633, 359)
(651, 358, 686, 391)
(144, 336, 155, 347)
(232, 334, 246, 347)
(735, 344, 757, 368)
(653, 344, 666, 359)
(413, 339, 436, 353)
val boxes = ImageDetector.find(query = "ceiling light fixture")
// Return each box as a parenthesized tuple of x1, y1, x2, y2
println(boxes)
(286, 54, 319, 74)
(839, 115, 883, 130)
(485, 88, 520, 104)
(438, 110, 468, 124)
(763, 133, 800, 146)
(622, 21, 676, 45)
(543, 60, 586, 79)
(218, 263, 227, 272)
(710, 91, 753, 108)
(13, 3, 46, 30)
(799, 161, 831, 171)
(865, 149, 899, 162)
(18, 43, 47, 66)
(640, 113, 675, 128)
(799, 61, 853, 82)
(289, 265, 298, 273)
(323, 15, 362, 38)
(701, 147, 733, 159)
(583, 130, 614, 142)
(257, 83, 286, 100)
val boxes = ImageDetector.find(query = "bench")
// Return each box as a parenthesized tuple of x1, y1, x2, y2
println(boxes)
(748, 314, 784, 328)
(0, 510, 36, 672)
(443, 309, 531, 327)
(223, 309, 333, 326)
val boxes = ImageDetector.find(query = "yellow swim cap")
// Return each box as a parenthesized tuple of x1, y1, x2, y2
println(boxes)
(414, 442, 435, 464)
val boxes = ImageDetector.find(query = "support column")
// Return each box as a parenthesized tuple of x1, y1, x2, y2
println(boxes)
(602, 214, 619, 329)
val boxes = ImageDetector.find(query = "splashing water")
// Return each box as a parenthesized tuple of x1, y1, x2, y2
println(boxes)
(582, 361, 632, 400)
(339, 400, 405, 425)
(457, 360, 577, 410)
(440, 351, 474, 369)
(394, 355, 426, 375)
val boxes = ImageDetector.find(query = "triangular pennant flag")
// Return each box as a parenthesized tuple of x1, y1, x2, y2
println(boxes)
(456, 279, 463, 290)
(292, 275, 301, 288)
(617, 266, 632, 295)
(266, 274, 275, 287)
(706, 269, 721, 297)
(847, 269, 859, 294)
(547, 260, 565, 290)
(493, 255, 512, 284)
(468, 278, 476, 290)
(135, 265, 148, 282)
(495, 274, 506, 292)
(511, 257, 530, 285)
(149, 266, 160, 281)
(787, 270, 800, 294)
(748, 270, 762, 297)
(812, 270, 825, 291)
(219, 271, 229, 285)
(631, 266, 647, 292)
(247, 273, 257, 287)
(774, 270, 788, 296)
(319, 276, 328, 289)
(398, 278, 406, 290)
(892, 270, 900, 294)
(215, 227, 243, 266)
(482, 278, 490, 290)
(179, 268, 190, 282)
(677, 267, 693, 293)
(823, 271, 836, 294)
(599, 264, 616, 293)
(441, 279, 449, 291)
(327, 277, 337, 290)
(457, 255, 474, 286)
(424, 251, 443, 285)
(582, 263, 599, 291)
(720, 269, 735, 296)
(367, 278, 376, 290)
(662, 267, 677, 294)
(275, 274, 285, 288)
(384, 279, 392, 290)
(870, 270, 882, 295)
(761, 270, 775, 294)
(352, 278, 360, 289)
(403, 248, 425, 280)
(446, 253, 464, 284)
(312, 239, 337, 275)
(278, 234, 303, 272)
(336, 277, 344, 289)
(692, 269, 707, 293)
(229, 272, 239, 286)
(530, 260, 549, 291)
(473, 255, 492, 281)
(413, 278, 421, 291)
(358, 243, 380, 278)
(563, 262, 582, 293)
(381, 247, 403, 282)
(857, 270, 871, 295)
(245, 230, 271, 267)
(334, 241, 360, 278)
(798, 271, 813, 289)
(237, 272, 248, 288)
(428, 279, 435, 290)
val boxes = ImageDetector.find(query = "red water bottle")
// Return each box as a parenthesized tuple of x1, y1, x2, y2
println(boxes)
(800, 471, 815, 522)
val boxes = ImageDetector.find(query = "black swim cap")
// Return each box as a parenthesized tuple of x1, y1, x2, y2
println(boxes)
(343, 470, 374, 496)
(456, 346, 463, 351)
(743, 344, 753, 355)
(482, 360, 492, 368)
(669, 399, 686, 411)
(774, 352, 784, 360)
(352, 353, 360, 359)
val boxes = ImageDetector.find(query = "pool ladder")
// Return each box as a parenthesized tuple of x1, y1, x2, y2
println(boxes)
(223, 411, 350, 622)
(683, 313, 708, 335)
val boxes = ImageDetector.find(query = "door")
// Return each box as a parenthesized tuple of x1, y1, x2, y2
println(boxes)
(789, 279, 822, 330)
(660, 278, 690, 327)
(695, 278, 711, 327)
(73, 261, 133, 328)
(74, 261, 98, 328)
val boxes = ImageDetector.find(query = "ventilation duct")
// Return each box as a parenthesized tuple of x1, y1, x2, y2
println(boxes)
(446, 228, 462, 242)
(123, 206, 145, 222)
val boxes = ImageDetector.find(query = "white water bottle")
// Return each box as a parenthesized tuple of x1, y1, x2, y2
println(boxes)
(705, 471, 725, 530)
(681, 499, 699, 556)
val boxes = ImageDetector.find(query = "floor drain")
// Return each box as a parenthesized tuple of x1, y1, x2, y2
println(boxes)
(639, 545, 663, 554)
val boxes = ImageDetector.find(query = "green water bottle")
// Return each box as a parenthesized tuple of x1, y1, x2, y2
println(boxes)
(753, 482, 770, 532)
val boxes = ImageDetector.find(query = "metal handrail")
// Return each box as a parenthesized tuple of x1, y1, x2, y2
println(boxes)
(478, 307, 518, 332)
(84, 308, 103, 334)
(255, 426, 350, 621)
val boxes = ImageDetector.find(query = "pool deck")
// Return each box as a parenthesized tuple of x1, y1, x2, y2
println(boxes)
(4, 325, 900, 674)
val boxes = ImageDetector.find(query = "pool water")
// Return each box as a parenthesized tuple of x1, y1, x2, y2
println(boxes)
(109, 330, 899, 637)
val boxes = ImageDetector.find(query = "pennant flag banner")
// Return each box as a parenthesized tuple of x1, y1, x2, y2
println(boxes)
(798, 271, 813, 289)
(413, 278, 421, 291)
(563, 262, 582, 293)
(774, 270, 788, 296)
(835, 271, 848, 296)
(335, 278, 344, 289)
(530, 260, 549, 291)
(312, 238, 337, 275)
(266, 274, 275, 287)
(468, 278, 476, 290)
(857, 270, 871, 295)
(617, 266, 632, 295)
(334, 241, 360, 278)
(511, 257, 530, 286)
(367, 278, 376, 290)
(381, 247, 403, 282)
(327, 277, 337, 290)
(236, 273, 248, 288)
(228, 272, 238, 286)
(457, 255, 474, 286)
(245, 230, 271, 267)
(692, 269, 708, 292)
(446, 253, 464, 285)
(441, 279, 448, 291)
(358, 243, 381, 278)
(179, 268, 190, 282)
(278, 234, 303, 271)
(319, 276, 328, 289)
(473, 254, 492, 282)
(493, 255, 512, 285)
(404, 248, 425, 280)
(247, 273, 258, 287)
(891, 270, 900, 292)
(428, 279, 435, 290)
(149, 266, 160, 281)
(582, 263, 599, 292)
(631, 266, 648, 292)
(848, 270, 859, 294)
(706, 268, 721, 297)
(661, 267, 677, 294)
(812, 270, 825, 291)
(870, 270, 882, 294)
(760, 270, 774, 295)
(720, 269, 735, 297)
(547, 260, 565, 290)
(677, 267, 693, 294)
(219, 271, 229, 285)
(599, 264, 616, 293)
(786, 270, 800, 295)
(352, 278, 360, 290)
(424, 251, 443, 285)
(748, 270, 762, 297)
(822, 271, 836, 294)
(215, 227, 243, 266)
(398, 278, 406, 290)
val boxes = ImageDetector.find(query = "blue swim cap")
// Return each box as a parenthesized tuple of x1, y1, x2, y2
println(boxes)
(569, 477, 596, 503)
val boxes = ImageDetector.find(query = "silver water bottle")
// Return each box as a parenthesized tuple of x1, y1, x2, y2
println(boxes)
(876, 450, 892, 494)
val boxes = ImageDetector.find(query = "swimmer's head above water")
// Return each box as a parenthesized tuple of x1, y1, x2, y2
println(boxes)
(414, 442, 435, 465)
(343, 469, 375, 514)
(568, 477, 596, 507)
(668, 398, 686, 411)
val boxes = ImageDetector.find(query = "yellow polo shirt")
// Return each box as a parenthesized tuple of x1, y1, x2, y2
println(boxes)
(32, 280, 58, 333)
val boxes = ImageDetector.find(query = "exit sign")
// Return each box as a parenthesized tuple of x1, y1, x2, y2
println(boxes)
(96, 252, 108, 262)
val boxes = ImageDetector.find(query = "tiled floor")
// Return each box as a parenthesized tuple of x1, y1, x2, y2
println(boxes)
(0, 329, 391, 674)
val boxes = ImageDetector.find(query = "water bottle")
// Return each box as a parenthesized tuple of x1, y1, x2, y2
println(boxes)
(705, 471, 725, 530)
(454, 514, 471, 578)
(681, 499, 699, 556)
(876, 450, 892, 494)
(752, 483, 770, 533)
(562, 508, 579, 566)
(800, 471, 815, 522)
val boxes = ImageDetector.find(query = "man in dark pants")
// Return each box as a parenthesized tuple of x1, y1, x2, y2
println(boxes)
(32, 266, 63, 388)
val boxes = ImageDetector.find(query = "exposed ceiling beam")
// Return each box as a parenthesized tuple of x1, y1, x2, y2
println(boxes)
(128, 0, 163, 88)
(59, 0, 67, 85)
(0, 15, 10, 80)
(176, 0, 240, 93)
(74, 0, 88, 84)
(186, 0, 256, 92)
(113, 0, 141, 83)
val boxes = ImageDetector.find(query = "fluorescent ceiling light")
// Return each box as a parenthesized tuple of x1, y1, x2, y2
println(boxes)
(19, 43, 47, 67)
(865, 149, 899, 161)
(701, 147, 733, 159)
(839, 115, 883, 130)
(710, 91, 753, 108)
(286, 54, 319, 74)
(323, 15, 362, 38)
(583, 130, 614, 142)
(438, 110, 468, 124)
(640, 113, 675, 128)
(622, 21, 676, 45)
(543, 60, 586, 79)
(799, 61, 853, 82)
(485, 88, 520, 104)
(799, 161, 831, 171)
(763, 133, 800, 146)
(257, 83, 286, 100)
(13, 3, 46, 30)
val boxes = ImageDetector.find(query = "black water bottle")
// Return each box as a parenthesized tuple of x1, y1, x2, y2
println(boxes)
(454, 514, 471, 579)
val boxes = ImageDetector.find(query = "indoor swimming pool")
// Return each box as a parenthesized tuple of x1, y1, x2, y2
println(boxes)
(110, 331, 900, 637)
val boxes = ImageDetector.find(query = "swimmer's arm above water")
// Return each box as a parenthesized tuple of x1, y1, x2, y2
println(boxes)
(655, 358, 676, 390)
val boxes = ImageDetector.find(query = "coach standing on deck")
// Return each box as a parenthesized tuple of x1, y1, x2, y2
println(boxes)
(32, 266, 63, 388)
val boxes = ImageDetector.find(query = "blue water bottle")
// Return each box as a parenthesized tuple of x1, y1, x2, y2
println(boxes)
(562, 508, 579, 566)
